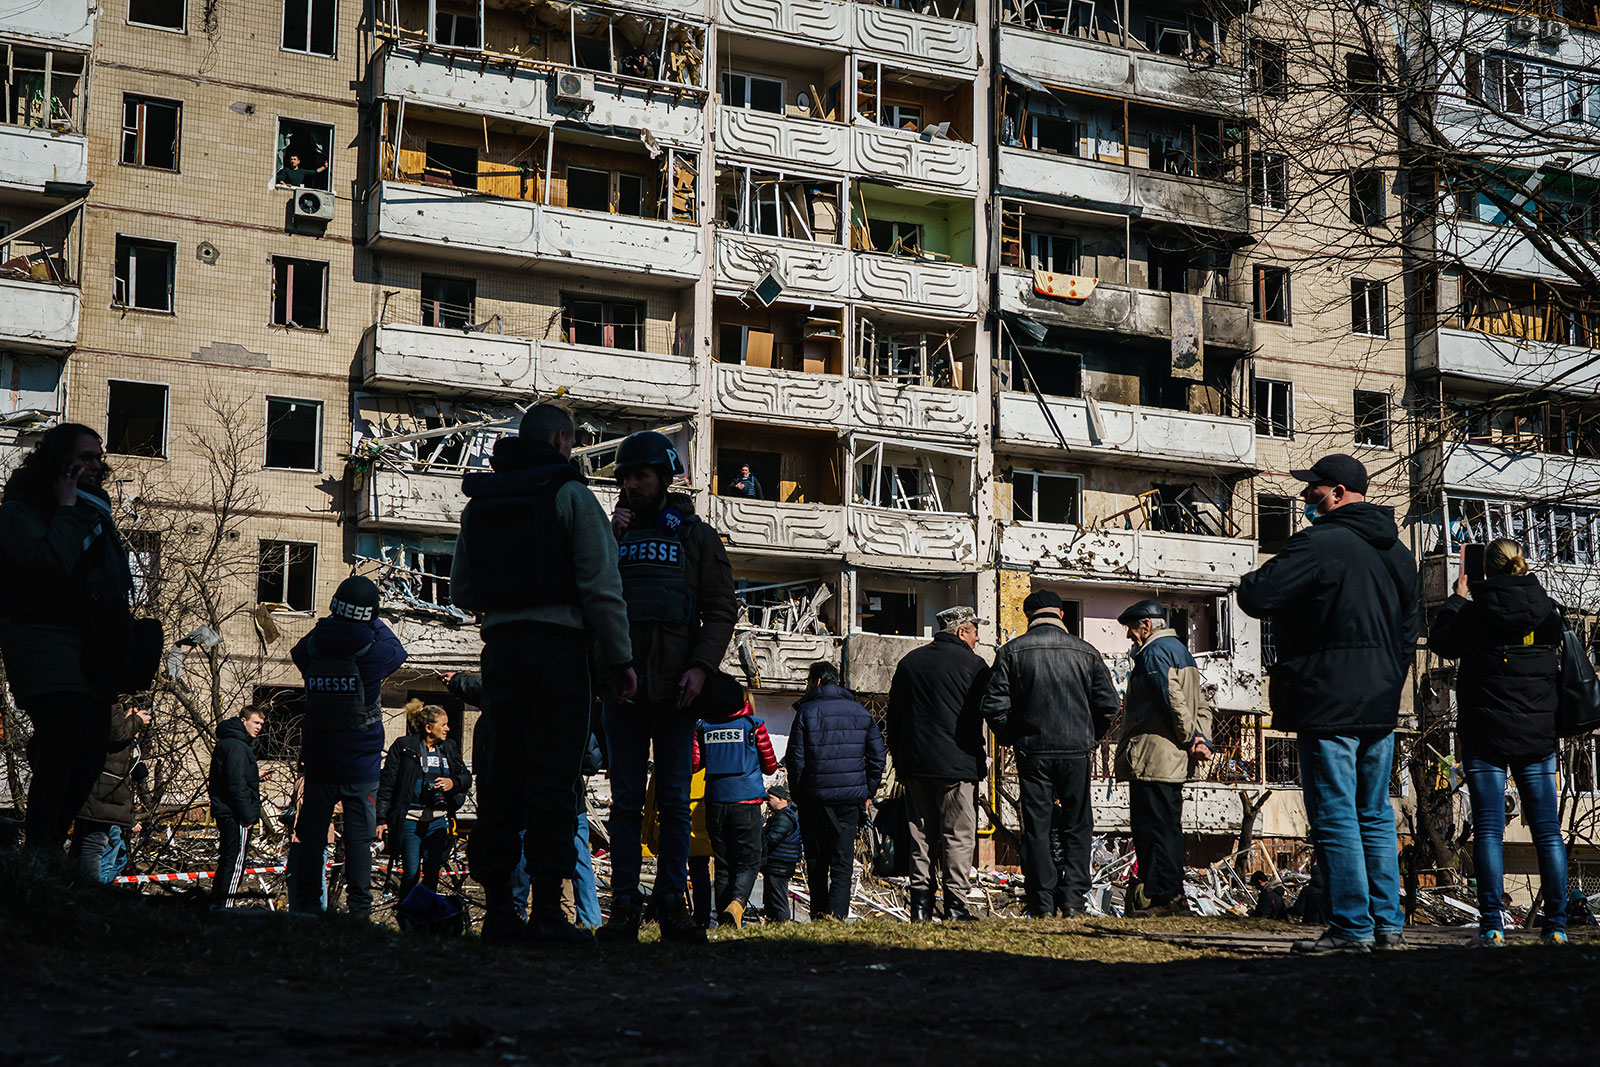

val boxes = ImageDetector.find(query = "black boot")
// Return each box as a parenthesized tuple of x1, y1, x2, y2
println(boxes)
(597, 894, 641, 944)
(527, 878, 593, 947)
(478, 882, 525, 946)
(943, 891, 981, 922)
(659, 893, 708, 945)
(908, 888, 934, 923)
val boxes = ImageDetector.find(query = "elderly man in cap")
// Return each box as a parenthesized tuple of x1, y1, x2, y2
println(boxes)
(981, 590, 1119, 917)
(886, 605, 990, 921)
(1238, 454, 1418, 954)
(1114, 600, 1213, 917)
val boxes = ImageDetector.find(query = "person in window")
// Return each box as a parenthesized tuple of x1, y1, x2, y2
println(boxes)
(725, 464, 762, 500)
(276, 152, 329, 189)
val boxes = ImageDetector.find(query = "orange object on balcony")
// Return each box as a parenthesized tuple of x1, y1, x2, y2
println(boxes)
(1032, 270, 1098, 302)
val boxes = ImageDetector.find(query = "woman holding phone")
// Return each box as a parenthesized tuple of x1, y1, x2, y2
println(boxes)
(1428, 538, 1568, 946)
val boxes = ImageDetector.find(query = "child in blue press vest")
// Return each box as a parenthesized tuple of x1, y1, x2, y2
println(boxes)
(692, 671, 779, 929)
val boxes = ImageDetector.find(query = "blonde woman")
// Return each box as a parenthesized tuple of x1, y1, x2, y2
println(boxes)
(376, 700, 472, 900)
(1428, 538, 1568, 946)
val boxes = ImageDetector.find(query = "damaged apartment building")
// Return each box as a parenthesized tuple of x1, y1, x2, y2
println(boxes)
(14, 0, 1599, 884)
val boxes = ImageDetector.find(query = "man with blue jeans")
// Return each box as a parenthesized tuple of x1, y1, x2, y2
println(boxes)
(1238, 454, 1418, 954)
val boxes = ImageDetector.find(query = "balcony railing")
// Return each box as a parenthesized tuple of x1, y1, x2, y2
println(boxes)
(996, 390, 1256, 468)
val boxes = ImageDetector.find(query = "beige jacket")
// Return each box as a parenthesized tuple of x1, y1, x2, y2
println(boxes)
(1113, 628, 1213, 784)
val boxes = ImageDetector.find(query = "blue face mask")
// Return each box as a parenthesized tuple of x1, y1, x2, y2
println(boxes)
(1303, 502, 1320, 521)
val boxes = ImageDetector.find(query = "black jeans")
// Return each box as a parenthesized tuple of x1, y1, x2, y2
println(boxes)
(707, 801, 764, 912)
(1018, 753, 1091, 916)
(467, 623, 590, 894)
(799, 800, 860, 920)
(213, 816, 251, 907)
(289, 779, 378, 918)
(23, 694, 111, 851)
(1128, 779, 1185, 907)
(761, 866, 794, 922)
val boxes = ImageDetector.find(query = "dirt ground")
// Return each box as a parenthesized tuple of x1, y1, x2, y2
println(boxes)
(5, 865, 1598, 1066)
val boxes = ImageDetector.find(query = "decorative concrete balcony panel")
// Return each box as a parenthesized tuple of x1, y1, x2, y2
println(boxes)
(999, 268, 1251, 351)
(719, 109, 848, 171)
(708, 496, 846, 554)
(6, 0, 94, 46)
(846, 507, 976, 565)
(715, 233, 850, 301)
(719, 0, 847, 44)
(1439, 441, 1600, 499)
(852, 127, 978, 193)
(0, 277, 79, 353)
(712, 364, 847, 427)
(357, 470, 464, 532)
(998, 26, 1243, 113)
(1439, 218, 1600, 286)
(997, 148, 1248, 233)
(850, 378, 976, 439)
(999, 523, 1254, 588)
(853, 255, 979, 314)
(854, 4, 977, 68)
(363, 323, 534, 395)
(0, 127, 88, 193)
(721, 630, 841, 689)
(996, 391, 1256, 469)
(1417, 326, 1600, 394)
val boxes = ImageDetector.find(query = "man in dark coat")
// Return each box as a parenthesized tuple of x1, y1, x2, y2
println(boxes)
(209, 706, 265, 907)
(886, 605, 988, 922)
(785, 661, 886, 921)
(1237, 454, 1418, 955)
(980, 590, 1119, 917)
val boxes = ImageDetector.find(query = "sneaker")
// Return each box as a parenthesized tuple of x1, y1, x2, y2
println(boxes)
(1541, 929, 1569, 946)
(1473, 929, 1506, 948)
(1374, 931, 1408, 951)
(1291, 931, 1372, 955)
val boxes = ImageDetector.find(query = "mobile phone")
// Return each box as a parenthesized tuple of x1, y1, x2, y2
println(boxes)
(1462, 543, 1486, 584)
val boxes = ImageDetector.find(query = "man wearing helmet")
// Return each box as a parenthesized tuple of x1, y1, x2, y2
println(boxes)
(1113, 599, 1212, 917)
(287, 574, 409, 921)
(598, 430, 737, 944)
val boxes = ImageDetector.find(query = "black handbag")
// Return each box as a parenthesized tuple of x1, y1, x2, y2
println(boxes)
(1556, 626, 1600, 738)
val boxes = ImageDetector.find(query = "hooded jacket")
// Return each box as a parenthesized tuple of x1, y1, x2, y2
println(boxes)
(1237, 501, 1419, 736)
(785, 684, 886, 804)
(980, 617, 1120, 758)
(290, 616, 407, 784)
(1428, 573, 1563, 763)
(80, 707, 145, 827)
(375, 733, 473, 842)
(1114, 629, 1213, 784)
(886, 631, 989, 781)
(693, 700, 779, 803)
(209, 716, 261, 825)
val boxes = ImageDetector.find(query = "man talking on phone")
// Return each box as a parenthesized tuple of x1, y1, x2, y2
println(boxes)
(596, 431, 736, 945)
(1237, 454, 1418, 955)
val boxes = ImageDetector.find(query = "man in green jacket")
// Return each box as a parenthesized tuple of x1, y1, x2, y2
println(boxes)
(1114, 600, 1212, 916)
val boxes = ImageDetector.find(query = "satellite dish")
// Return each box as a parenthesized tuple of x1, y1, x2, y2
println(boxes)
(797, 91, 812, 110)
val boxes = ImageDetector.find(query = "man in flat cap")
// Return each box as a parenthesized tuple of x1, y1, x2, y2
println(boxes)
(886, 605, 990, 921)
(1238, 453, 1418, 955)
(981, 590, 1119, 917)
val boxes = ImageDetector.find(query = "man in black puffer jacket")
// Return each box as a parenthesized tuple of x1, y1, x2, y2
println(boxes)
(209, 707, 265, 907)
(785, 662, 885, 921)
(980, 590, 1119, 917)
(1237, 454, 1418, 955)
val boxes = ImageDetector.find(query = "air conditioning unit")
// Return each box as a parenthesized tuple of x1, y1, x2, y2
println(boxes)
(556, 71, 595, 106)
(291, 187, 335, 222)
(1539, 18, 1567, 44)
(1508, 15, 1537, 41)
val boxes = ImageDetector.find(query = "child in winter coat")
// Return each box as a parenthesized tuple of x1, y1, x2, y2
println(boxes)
(692, 672, 778, 928)
(760, 785, 801, 922)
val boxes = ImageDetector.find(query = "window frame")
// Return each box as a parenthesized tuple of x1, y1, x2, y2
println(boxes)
(1351, 278, 1388, 338)
(1353, 389, 1391, 449)
(120, 93, 182, 171)
(432, 3, 483, 50)
(421, 274, 476, 329)
(264, 396, 324, 472)
(1254, 376, 1294, 439)
(1257, 493, 1295, 553)
(1349, 168, 1386, 227)
(106, 378, 171, 459)
(1250, 151, 1288, 210)
(560, 294, 645, 351)
(1250, 39, 1287, 97)
(269, 256, 331, 331)
(112, 234, 177, 314)
(127, 0, 188, 33)
(281, 0, 338, 58)
(1024, 230, 1079, 274)
(720, 71, 785, 114)
(1010, 469, 1083, 526)
(1252, 265, 1291, 324)
(274, 116, 334, 190)
(257, 539, 318, 612)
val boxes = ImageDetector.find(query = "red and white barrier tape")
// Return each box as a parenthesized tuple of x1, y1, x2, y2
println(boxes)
(112, 863, 471, 885)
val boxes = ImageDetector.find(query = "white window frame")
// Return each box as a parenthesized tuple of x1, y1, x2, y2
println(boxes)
(1254, 376, 1293, 439)
(1253, 264, 1291, 324)
(281, 0, 337, 58)
(264, 396, 324, 472)
(1352, 278, 1388, 338)
(120, 94, 182, 171)
(257, 539, 318, 611)
(274, 116, 335, 190)
(720, 71, 785, 114)
(883, 104, 923, 131)
(113, 235, 177, 313)
(1025, 231, 1079, 274)
(431, 1, 483, 50)
(270, 256, 331, 331)
(1011, 469, 1082, 525)
(128, 0, 188, 33)
(1250, 151, 1287, 210)
(106, 378, 171, 458)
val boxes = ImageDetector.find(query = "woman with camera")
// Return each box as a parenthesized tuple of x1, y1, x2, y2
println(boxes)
(377, 700, 472, 900)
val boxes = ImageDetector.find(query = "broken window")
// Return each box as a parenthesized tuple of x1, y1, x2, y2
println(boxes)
(1258, 494, 1294, 553)
(1345, 53, 1383, 116)
(858, 322, 964, 388)
(867, 219, 922, 256)
(258, 540, 316, 611)
(1350, 168, 1386, 226)
(271, 257, 329, 330)
(1027, 112, 1079, 155)
(433, 2, 481, 49)
(425, 141, 478, 189)
(860, 590, 918, 636)
(1011, 470, 1081, 525)
(1025, 231, 1078, 274)
(1351, 278, 1387, 338)
(113, 235, 176, 312)
(129, 0, 186, 31)
(266, 397, 322, 470)
(721, 71, 783, 113)
(1354, 389, 1390, 448)
(562, 297, 643, 350)
(718, 168, 839, 242)
(4, 46, 87, 131)
(275, 118, 332, 189)
(282, 0, 337, 57)
(1250, 40, 1287, 97)
(421, 275, 475, 329)
(565, 165, 646, 217)
(107, 380, 169, 457)
(1254, 377, 1293, 439)
(121, 94, 181, 170)
(126, 529, 161, 610)
(1250, 152, 1287, 210)
(1252, 265, 1290, 323)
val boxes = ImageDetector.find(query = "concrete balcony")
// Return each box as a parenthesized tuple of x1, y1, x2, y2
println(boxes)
(854, 253, 980, 314)
(716, 232, 851, 301)
(998, 268, 1252, 352)
(1415, 326, 1600, 395)
(719, 0, 977, 72)
(998, 147, 1248, 233)
(998, 25, 1243, 113)
(998, 523, 1255, 589)
(363, 323, 697, 412)
(850, 377, 977, 439)
(843, 631, 925, 694)
(1437, 218, 1600, 286)
(996, 390, 1256, 470)
(356, 470, 464, 533)
(1438, 441, 1600, 499)
(0, 277, 80, 353)
(846, 507, 976, 567)
(376, 46, 705, 146)
(6, 0, 94, 46)
(367, 181, 702, 281)
(852, 126, 979, 194)
(712, 364, 848, 428)
(720, 629, 841, 690)
(707, 495, 846, 555)
(719, 109, 848, 172)
(0, 126, 88, 196)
